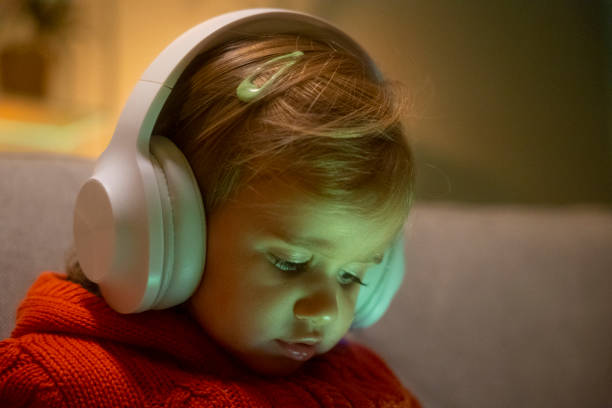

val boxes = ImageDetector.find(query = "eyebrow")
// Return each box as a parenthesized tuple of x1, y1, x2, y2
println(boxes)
(282, 235, 384, 265)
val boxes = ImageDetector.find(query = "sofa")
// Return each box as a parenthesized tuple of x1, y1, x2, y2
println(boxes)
(1, 151, 611, 408)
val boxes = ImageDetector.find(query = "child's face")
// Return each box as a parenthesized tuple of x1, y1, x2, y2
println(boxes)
(187, 177, 403, 376)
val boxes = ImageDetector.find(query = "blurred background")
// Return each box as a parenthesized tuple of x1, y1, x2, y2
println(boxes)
(0, 0, 610, 205)
(1, 3, 611, 407)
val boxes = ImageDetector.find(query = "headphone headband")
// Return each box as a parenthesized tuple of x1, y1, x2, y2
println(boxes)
(109, 9, 381, 158)
(142, 9, 380, 88)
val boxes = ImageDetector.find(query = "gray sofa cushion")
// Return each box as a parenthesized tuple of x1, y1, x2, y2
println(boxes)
(0, 152, 94, 337)
(348, 203, 612, 408)
(1, 152, 611, 408)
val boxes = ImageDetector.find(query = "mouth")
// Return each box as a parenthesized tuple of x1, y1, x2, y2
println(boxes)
(275, 339, 320, 361)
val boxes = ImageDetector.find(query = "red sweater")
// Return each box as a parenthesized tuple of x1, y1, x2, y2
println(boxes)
(0, 272, 421, 407)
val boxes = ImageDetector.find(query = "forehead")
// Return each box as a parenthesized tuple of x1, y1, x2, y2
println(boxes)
(226, 178, 404, 253)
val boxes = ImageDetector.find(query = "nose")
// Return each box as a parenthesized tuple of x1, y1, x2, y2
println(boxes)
(293, 287, 338, 327)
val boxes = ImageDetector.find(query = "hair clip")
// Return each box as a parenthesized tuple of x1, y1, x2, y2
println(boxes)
(236, 50, 304, 102)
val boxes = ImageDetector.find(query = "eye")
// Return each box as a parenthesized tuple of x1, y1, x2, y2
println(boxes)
(268, 254, 367, 287)
(268, 254, 308, 273)
(338, 271, 368, 287)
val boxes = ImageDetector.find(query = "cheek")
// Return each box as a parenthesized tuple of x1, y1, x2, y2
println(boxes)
(343, 284, 361, 309)
(334, 286, 361, 331)
(342, 290, 360, 320)
(189, 277, 260, 352)
(191, 263, 286, 336)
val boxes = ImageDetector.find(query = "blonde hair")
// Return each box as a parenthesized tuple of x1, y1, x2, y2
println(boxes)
(66, 34, 416, 292)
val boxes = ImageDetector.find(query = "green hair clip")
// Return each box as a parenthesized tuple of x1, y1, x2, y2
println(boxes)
(236, 50, 304, 102)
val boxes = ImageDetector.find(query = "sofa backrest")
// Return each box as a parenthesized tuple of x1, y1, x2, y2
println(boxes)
(1, 152, 94, 336)
(1, 152, 611, 408)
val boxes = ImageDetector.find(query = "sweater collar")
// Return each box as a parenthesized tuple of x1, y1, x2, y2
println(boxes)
(13, 271, 245, 377)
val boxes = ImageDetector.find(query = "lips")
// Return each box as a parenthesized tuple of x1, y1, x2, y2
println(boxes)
(275, 339, 319, 361)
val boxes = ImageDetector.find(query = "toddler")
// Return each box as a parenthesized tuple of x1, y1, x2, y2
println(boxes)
(0, 8, 420, 407)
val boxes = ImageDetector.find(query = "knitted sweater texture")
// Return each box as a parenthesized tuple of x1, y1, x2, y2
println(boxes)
(0, 272, 421, 407)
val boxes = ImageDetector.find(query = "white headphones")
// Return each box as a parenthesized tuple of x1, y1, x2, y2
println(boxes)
(73, 8, 406, 329)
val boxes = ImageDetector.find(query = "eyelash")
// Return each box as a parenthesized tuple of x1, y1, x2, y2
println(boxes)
(269, 255, 368, 287)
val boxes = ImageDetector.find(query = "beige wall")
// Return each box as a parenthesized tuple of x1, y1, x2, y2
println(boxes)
(6, 0, 610, 205)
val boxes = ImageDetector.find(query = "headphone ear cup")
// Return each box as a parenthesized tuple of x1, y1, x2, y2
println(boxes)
(351, 229, 406, 329)
(148, 135, 206, 309)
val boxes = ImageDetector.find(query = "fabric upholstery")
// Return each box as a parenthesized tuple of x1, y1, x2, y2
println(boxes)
(1, 152, 611, 408)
